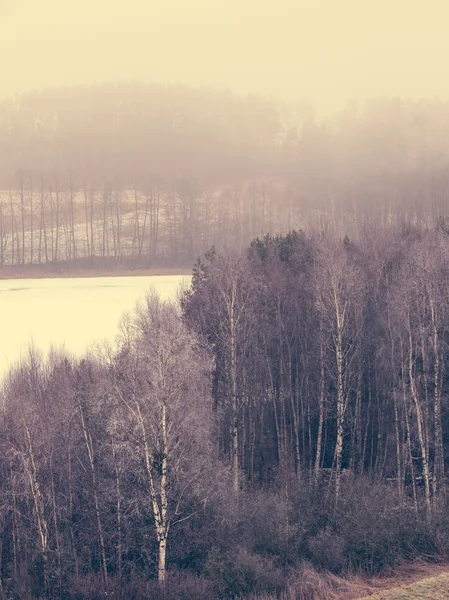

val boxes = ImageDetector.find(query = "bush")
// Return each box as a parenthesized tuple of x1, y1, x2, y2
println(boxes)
(430, 499, 449, 557)
(147, 570, 215, 600)
(239, 491, 294, 557)
(69, 572, 214, 600)
(307, 528, 346, 573)
(334, 479, 436, 572)
(204, 546, 284, 598)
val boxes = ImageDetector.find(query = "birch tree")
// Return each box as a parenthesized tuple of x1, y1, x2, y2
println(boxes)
(313, 235, 366, 501)
(113, 292, 213, 586)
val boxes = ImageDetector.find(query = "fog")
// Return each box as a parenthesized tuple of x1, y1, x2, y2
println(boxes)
(2, 0, 449, 116)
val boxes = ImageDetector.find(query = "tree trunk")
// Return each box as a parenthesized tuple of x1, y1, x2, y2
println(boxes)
(54, 181, 60, 263)
(90, 186, 95, 260)
(78, 401, 108, 581)
(67, 440, 79, 581)
(29, 178, 34, 264)
(84, 185, 90, 260)
(314, 337, 325, 481)
(69, 175, 77, 262)
(429, 295, 445, 495)
(112, 438, 122, 578)
(335, 328, 345, 502)
(9, 188, 15, 266)
(19, 174, 25, 265)
(23, 422, 49, 592)
(230, 282, 240, 494)
(407, 321, 431, 515)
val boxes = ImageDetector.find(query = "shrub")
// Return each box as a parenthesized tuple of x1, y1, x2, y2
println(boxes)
(334, 479, 436, 572)
(204, 546, 284, 598)
(307, 528, 346, 573)
(69, 572, 214, 600)
(147, 570, 215, 600)
(239, 491, 294, 557)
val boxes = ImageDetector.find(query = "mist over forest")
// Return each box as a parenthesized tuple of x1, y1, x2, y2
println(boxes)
(2, 82, 449, 182)
(1, 83, 449, 272)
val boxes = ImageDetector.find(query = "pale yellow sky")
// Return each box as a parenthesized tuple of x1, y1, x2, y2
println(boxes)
(1, 0, 449, 114)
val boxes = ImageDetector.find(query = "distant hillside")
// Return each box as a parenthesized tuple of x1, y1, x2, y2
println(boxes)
(0, 83, 282, 183)
(2, 85, 449, 271)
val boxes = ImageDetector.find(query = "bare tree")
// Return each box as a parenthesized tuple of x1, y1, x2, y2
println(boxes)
(113, 293, 213, 585)
(313, 235, 365, 501)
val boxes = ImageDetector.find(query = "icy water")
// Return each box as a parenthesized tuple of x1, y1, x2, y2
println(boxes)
(0, 275, 190, 381)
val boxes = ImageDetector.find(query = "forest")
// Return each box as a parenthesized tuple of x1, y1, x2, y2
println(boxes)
(1, 220, 449, 599)
(1, 82, 449, 599)
(1, 84, 449, 272)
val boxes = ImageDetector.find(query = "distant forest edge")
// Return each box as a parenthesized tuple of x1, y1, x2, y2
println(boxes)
(2, 83, 449, 271)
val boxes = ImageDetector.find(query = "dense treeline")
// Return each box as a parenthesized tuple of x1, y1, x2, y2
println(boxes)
(1, 168, 449, 271)
(182, 222, 449, 507)
(1, 221, 449, 599)
(2, 85, 449, 271)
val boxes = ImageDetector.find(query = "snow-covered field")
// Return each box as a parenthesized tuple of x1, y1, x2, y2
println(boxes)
(0, 275, 190, 381)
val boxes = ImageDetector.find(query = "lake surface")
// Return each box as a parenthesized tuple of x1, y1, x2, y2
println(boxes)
(0, 275, 190, 381)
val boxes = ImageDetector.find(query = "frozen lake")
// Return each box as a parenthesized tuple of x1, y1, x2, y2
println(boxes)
(0, 275, 190, 381)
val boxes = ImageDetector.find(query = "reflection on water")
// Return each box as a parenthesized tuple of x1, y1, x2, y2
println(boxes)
(0, 275, 189, 380)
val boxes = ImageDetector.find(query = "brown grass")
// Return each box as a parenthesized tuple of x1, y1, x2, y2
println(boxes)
(249, 562, 449, 600)
(357, 571, 449, 599)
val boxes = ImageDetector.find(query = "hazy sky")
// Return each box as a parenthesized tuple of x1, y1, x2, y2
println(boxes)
(1, 0, 449, 114)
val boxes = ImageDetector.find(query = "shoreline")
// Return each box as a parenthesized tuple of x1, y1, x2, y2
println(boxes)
(0, 267, 192, 280)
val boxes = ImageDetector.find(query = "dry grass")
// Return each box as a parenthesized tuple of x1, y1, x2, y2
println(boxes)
(357, 572, 449, 599)
(245, 568, 376, 600)
(282, 568, 377, 600)
(248, 562, 449, 600)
